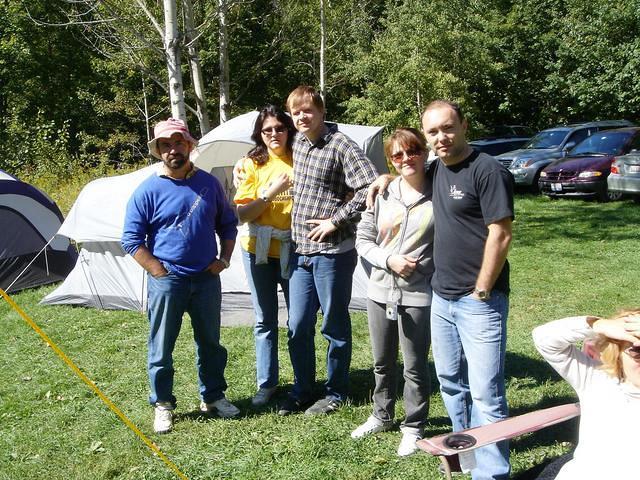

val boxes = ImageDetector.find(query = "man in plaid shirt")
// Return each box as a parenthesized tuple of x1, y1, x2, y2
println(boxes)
(278, 86, 379, 416)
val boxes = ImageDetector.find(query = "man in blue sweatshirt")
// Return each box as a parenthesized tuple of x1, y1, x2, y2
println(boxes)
(121, 118, 239, 434)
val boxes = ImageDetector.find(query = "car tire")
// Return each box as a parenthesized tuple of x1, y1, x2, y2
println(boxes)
(597, 187, 622, 203)
(632, 196, 640, 204)
(529, 171, 541, 194)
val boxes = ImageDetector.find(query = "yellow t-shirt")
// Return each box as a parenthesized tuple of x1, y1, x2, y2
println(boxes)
(233, 152, 293, 257)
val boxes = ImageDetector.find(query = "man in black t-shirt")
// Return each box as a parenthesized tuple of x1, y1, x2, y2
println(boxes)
(422, 100, 513, 480)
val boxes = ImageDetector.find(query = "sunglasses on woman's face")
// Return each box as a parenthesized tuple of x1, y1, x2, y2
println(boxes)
(624, 345, 640, 359)
(261, 126, 287, 135)
(390, 149, 422, 162)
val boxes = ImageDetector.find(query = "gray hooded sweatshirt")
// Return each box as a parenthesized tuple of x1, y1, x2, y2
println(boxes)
(356, 176, 435, 307)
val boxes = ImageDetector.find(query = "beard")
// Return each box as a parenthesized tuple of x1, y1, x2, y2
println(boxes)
(164, 154, 187, 170)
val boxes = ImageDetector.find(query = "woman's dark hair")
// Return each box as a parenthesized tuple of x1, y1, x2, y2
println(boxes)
(247, 104, 296, 165)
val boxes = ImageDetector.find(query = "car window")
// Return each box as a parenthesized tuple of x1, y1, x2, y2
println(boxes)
(490, 126, 512, 137)
(566, 128, 589, 146)
(524, 129, 570, 149)
(569, 130, 634, 156)
(628, 134, 640, 152)
(511, 126, 534, 137)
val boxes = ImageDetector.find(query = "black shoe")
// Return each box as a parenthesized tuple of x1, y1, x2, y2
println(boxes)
(304, 397, 343, 415)
(277, 396, 307, 416)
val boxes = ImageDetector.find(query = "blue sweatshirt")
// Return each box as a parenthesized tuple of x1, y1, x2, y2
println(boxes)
(121, 169, 238, 276)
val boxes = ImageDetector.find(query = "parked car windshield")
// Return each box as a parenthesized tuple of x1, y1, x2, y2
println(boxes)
(488, 125, 533, 138)
(524, 129, 570, 149)
(569, 130, 633, 156)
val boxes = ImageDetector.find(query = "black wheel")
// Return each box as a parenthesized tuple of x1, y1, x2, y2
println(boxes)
(596, 189, 608, 202)
(529, 171, 541, 194)
(632, 196, 640, 204)
(596, 186, 621, 202)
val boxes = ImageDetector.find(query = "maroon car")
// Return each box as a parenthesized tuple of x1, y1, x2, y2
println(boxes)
(538, 127, 640, 201)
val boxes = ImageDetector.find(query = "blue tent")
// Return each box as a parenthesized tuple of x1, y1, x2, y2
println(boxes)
(0, 170, 76, 293)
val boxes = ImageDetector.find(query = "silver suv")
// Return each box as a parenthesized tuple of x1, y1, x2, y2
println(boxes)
(496, 120, 635, 190)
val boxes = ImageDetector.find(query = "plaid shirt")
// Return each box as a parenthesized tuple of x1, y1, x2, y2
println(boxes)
(291, 123, 379, 255)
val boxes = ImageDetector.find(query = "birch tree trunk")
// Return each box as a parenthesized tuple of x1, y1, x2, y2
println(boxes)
(218, 0, 231, 123)
(183, 0, 211, 134)
(163, 0, 186, 120)
(319, 0, 326, 102)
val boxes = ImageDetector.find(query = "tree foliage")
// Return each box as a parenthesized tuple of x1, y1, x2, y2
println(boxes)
(545, 0, 640, 122)
(2, 0, 640, 177)
(342, 0, 500, 131)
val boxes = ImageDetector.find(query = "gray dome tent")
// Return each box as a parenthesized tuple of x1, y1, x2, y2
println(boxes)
(0, 170, 76, 293)
(41, 111, 385, 311)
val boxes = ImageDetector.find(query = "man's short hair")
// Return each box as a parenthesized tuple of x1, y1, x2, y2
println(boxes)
(422, 100, 465, 123)
(286, 86, 325, 113)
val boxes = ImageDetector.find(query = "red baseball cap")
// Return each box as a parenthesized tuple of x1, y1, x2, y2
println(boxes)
(148, 118, 197, 159)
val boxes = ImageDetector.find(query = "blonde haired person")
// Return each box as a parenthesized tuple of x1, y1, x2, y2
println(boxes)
(352, 128, 434, 456)
(532, 310, 640, 479)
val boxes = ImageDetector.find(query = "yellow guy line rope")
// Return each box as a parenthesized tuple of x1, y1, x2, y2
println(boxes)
(0, 288, 188, 480)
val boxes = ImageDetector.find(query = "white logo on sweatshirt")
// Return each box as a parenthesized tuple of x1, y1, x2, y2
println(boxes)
(449, 185, 465, 200)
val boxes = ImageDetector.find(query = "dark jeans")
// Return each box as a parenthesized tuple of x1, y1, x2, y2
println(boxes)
(286, 250, 357, 402)
(367, 300, 431, 431)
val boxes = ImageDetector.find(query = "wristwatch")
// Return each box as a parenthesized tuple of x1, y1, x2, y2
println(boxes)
(473, 288, 491, 300)
(260, 189, 272, 203)
(219, 258, 230, 269)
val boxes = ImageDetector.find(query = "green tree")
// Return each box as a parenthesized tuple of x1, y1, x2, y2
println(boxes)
(0, 1, 97, 174)
(545, 0, 640, 122)
(477, 0, 567, 129)
(197, 0, 385, 118)
(341, 0, 503, 132)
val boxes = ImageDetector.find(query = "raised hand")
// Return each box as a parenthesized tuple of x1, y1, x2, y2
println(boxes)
(593, 317, 640, 345)
(264, 173, 292, 200)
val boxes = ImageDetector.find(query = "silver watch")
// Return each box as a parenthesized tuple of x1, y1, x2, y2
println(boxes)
(473, 288, 491, 300)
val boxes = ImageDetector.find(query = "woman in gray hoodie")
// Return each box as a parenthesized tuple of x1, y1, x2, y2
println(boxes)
(352, 128, 435, 457)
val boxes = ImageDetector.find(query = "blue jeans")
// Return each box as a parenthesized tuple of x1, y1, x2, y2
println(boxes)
(146, 271, 228, 406)
(242, 249, 289, 389)
(431, 291, 510, 480)
(287, 250, 357, 402)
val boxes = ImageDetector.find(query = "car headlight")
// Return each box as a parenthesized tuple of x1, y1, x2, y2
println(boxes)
(578, 171, 603, 178)
(517, 159, 534, 167)
(540, 171, 547, 177)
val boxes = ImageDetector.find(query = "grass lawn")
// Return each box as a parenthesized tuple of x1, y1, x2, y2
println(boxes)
(1, 193, 639, 479)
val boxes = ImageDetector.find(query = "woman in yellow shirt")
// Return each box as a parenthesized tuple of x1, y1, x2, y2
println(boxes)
(234, 105, 295, 407)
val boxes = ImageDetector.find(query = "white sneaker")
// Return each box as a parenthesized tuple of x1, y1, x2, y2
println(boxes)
(154, 402, 174, 434)
(251, 387, 277, 407)
(200, 397, 240, 418)
(351, 415, 393, 439)
(397, 429, 422, 457)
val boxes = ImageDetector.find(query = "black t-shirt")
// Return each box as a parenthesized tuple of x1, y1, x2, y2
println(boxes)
(431, 151, 514, 299)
